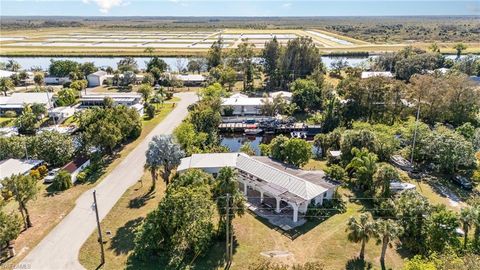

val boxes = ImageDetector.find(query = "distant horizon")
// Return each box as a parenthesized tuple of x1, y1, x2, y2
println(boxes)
(1, 15, 479, 18)
(1, 1, 479, 17)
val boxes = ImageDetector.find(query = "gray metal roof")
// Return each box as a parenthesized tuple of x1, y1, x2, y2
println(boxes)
(178, 153, 335, 201)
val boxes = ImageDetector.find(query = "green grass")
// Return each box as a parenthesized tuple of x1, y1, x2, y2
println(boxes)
(78, 159, 406, 270)
(193, 193, 406, 270)
(0, 117, 15, 127)
(79, 172, 166, 270)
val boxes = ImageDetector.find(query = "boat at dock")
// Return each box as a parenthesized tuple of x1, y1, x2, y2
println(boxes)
(244, 128, 264, 135)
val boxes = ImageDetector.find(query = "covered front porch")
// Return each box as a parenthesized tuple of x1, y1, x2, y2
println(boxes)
(238, 174, 308, 226)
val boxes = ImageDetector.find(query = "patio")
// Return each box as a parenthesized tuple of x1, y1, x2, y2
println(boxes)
(244, 187, 307, 230)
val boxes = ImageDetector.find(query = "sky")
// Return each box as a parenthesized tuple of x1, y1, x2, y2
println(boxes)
(1, 0, 479, 17)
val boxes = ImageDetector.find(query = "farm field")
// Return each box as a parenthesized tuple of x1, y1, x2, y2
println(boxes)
(2, 27, 476, 56)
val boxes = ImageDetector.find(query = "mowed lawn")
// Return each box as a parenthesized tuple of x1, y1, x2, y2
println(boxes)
(78, 174, 407, 270)
(196, 190, 406, 270)
(3, 103, 177, 267)
(79, 172, 166, 270)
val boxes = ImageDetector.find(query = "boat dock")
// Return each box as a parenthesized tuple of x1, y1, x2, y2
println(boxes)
(219, 122, 321, 135)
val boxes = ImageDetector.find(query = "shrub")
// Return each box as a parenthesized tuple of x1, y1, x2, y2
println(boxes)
(76, 171, 87, 183)
(29, 169, 41, 180)
(51, 170, 72, 191)
(222, 106, 234, 116)
(3, 110, 16, 118)
(165, 91, 174, 100)
(37, 165, 48, 177)
(306, 198, 346, 221)
(145, 103, 156, 119)
(325, 164, 347, 182)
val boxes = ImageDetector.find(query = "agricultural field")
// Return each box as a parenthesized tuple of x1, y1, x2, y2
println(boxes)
(0, 28, 367, 54)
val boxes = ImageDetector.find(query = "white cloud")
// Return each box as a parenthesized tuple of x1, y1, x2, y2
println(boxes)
(282, 2, 291, 8)
(83, 0, 125, 13)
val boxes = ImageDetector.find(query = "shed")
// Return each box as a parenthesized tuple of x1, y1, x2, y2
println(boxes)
(62, 156, 90, 184)
(87, 70, 108, 87)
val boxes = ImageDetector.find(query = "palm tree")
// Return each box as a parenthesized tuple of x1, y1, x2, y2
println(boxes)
(460, 207, 477, 248)
(6, 60, 21, 72)
(0, 77, 14, 96)
(346, 213, 375, 261)
(144, 158, 159, 191)
(453, 43, 467, 59)
(373, 164, 399, 198)
(346, 148, 378, 192)
(214, 167, 245, 237)
(374, 219, 403, 269)
(429, 42, 440, 53)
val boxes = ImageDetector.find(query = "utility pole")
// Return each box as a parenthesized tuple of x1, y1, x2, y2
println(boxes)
(410, 101, 421, 165)
(46, 90, 56, 127)
(93, 190, 105, 266)
(225, 193, 230, 265)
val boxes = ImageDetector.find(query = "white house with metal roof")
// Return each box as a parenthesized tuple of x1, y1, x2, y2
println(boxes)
(0, 159, 44, 182)
(0, 92, 54, 114)
(173, 74, 206, 86)
(361, 71, 394, 79)
(177, 153, 337, 223)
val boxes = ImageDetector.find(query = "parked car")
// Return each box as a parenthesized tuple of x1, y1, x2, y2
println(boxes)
(44, 168, 60, 183)
(451, 175, 473, 190)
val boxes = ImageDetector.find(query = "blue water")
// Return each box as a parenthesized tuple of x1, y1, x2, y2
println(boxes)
(0, 55, 378, 71)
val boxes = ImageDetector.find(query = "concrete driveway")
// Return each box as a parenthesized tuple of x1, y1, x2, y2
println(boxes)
(19, 92, 197, 270)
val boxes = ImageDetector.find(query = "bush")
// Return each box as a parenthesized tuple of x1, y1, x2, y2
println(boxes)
(306, 193, 346, 221)
(145, 103, 156, 119)
(51, 170, 72, 191)
(76, 171, 87, 183)
(325, 164, 346, 182)
(222, 106, 234, 116)
(37, 165, 48, 177)
(3, 110, 16, 118)
(165, 91, 174, 100)
(29, 169, 41, 180)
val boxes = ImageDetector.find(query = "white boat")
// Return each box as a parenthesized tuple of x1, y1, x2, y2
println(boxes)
(291, 131, 307, 139)
(244, 128, 263, 135)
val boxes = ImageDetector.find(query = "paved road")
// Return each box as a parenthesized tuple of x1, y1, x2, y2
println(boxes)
(20, 92, 197, 270)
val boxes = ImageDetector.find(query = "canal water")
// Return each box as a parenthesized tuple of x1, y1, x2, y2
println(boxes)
(220, 134, 272, 155)
(0, 55, 461, 72)
(0, 55, 377, 71)
(220, 134, 320, 156)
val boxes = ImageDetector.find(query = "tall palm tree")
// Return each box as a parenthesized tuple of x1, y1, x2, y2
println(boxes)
(453, 43, 467, 59)
(0, 77, 14, 96)
(460, 207, 477, 248)
(374, 219, 403, 269)
(144, 159, 159, 191)
(429, 42, 440, 53)
(346, 148, 378, 192)
(346, 213, 376, 261)
(6, 60, 21, 72)
(214, 167, 246, 235)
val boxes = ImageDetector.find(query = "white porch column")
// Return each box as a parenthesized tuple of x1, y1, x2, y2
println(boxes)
(243, 182, 248, 196)
(275, 197, 281, 213)
(260, 191, 264, 203)
(292, 204, 299, 223)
